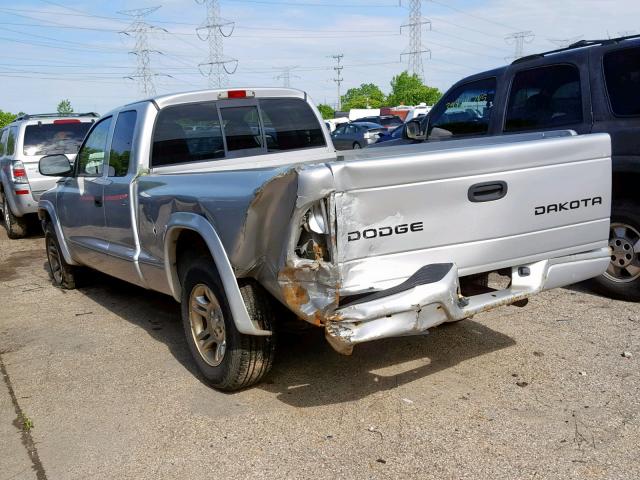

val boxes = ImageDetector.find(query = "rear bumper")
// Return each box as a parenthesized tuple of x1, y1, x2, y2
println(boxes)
(3, 187, 39, 217)
(325, 247, 610, 354)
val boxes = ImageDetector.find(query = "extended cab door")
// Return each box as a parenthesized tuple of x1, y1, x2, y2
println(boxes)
(99, 109, 142, 285)
(57, 116, 113, 268)
(500, 52, 592, 136)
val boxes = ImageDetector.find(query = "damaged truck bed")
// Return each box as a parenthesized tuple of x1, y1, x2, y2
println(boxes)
(38, 88, 612, 390)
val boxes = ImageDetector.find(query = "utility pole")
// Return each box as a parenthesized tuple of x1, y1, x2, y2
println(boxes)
(275, 66, 299, 88)
(505, 31, 535, 60)
(119, 6, 164, 96)
(400, 0, 431, 81)
(331, 54, 343, 111)
(195, 0, 237, 88)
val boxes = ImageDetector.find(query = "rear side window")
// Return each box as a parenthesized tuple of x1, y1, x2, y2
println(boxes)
(109, 110, 137, 177)
(604, 47, 640, 116)
(23, 122, 91, 156)
(0, 129, 7, 156)
(259, 98, 325, 151)
(220, 105, 263, 152)
(430, 77, 496, 137)
(505, 64, 583, 132)
(152, 102, 224, 167)
(6, 127, 17, 156)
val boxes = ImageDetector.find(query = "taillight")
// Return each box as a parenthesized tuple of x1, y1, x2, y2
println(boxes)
(11, 161, 28, 184)
(15, 189, 30, 195)
(218, 89, 255, 99)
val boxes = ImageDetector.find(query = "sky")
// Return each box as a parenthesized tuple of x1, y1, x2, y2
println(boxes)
(0, 0, 639, 114)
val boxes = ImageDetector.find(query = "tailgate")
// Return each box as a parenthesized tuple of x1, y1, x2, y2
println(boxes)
(331, 133, 611, 292)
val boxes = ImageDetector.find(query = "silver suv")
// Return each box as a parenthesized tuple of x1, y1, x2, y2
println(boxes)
(0, 112, 97, 238)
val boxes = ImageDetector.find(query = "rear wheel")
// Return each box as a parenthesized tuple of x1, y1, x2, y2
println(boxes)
(1, 191, 28, 239)
(592, 202, 640, 301)
(44, 222, 78, 289)
(352, 142, 361, 149)
(179, 253, 276, 391)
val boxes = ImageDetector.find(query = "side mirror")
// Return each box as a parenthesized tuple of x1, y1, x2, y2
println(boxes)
(39, 154, 72, 177)
(404, 118, 428, 141)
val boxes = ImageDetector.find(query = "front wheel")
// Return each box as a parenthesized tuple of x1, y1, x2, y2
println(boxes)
(1, 191, 28, 239)
(180, 255, 276, 391)
(592, 201, 640, 301)
(44, 222, 78, 289)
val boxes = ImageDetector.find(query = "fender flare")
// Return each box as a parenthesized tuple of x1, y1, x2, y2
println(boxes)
(164, 212, 271, 337)
(38, 199, 79, 266)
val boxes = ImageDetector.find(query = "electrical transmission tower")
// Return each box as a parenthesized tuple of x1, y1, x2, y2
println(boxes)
(505, 31, 535, 60)
(195, 0, 237, 88)
(274, 66, 299, 88)
(549, 36, 582, 48)
(119, 6, 165, 96)
(400, 0, 431, 81)
(330, 54, 344, 111)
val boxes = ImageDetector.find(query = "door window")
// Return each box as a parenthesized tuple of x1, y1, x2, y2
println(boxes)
(109, 111, 137, 177)
(504, 64, 583, 132)
(430, 77, 496, 137)
(77, 117, 112, 177)
(333, 124, 346, 135)
(220, 106, 263, 152)
(603, 47, 640, 116)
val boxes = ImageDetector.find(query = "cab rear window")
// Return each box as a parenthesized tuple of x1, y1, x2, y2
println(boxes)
(23, 122, 92, 156)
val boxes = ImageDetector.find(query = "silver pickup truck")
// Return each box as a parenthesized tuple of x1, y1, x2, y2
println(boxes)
(37, 88, 612, 391)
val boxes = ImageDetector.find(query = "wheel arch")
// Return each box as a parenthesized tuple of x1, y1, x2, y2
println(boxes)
(164, 212, 271, 336)
(38, 199, 78, 265)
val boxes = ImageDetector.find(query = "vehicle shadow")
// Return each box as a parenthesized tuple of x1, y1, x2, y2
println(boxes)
(68, 270, 516, 406)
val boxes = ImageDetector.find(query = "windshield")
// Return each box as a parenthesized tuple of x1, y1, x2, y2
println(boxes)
(23, 122, 92, 156)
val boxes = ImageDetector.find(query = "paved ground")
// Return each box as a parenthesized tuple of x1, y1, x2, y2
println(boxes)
(0, 227, 638, 480)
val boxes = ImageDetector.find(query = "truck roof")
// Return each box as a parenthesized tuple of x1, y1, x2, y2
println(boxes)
(130, 87, 309, 110)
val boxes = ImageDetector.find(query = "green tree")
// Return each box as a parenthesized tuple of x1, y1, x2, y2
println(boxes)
(386, 71, 442, 107)
(57, 99, 74, 115)
(340, 83, 386, 110)
(0, 110, 17, 128)
(316, 103, 335, 120)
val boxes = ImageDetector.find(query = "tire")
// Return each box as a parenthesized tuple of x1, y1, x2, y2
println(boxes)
(1, 191, 28, 239)
(44, 222, 78, 289)
(179, 254, 276, 391)
(591, 201, 640, 301)
(353, 142, 361, 149)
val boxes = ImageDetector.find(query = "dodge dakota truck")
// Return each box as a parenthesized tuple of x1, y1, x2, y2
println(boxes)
(37, 88, 612, 391)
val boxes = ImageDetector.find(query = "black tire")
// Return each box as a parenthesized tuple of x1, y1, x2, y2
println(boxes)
(1, 191, 28, 239)
(179, 254, 276, 391)
(353, 142, 361, 149)
(44, 222, 78, 289)
(591, 201, 640, 301)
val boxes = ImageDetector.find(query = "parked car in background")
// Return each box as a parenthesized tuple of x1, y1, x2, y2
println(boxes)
(37, 87, 611, 391)
(353, 115, 404, 131)
(373, 34, 640, 301)
(375, 124, 405, 143)
(0, 112, 98, 238)
(331, 121, 385, 149)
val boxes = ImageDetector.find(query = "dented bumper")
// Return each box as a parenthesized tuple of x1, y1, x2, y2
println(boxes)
(324, 247, 610, 354)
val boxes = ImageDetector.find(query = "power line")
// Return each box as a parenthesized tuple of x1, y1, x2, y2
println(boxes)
(330, 54, 344, 110)
(505, 30, 535, 60)
(274, 66, 300, 88)
(427, 0, 524, 32)
(548, 36, 583, 48)
(195, 0, 237, 88)
(401, 0, 431, 81)
(118, 6, 166, 96)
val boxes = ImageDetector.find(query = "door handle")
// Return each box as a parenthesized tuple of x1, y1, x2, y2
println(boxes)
(94, 196, 103, 207)
(468, 181, 508, 202)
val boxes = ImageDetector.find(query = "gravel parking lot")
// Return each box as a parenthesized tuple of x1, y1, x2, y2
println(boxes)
(0, 227, 638, 480)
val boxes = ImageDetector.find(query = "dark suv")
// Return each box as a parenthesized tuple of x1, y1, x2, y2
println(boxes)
(375, 35, 640, 301)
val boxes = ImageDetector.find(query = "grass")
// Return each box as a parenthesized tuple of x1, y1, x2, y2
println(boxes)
(21, 414, 34, 432)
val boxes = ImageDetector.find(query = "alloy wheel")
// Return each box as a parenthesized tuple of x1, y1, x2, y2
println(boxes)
(188, 284, 227, 367)
(605, 222, 640, 283)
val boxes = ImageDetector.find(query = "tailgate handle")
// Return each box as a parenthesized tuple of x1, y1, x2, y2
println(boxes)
(468, 181, 508, 202)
